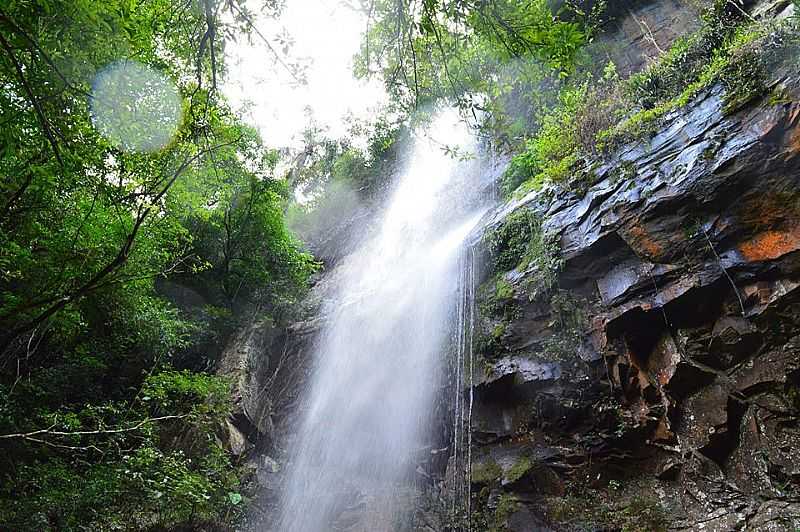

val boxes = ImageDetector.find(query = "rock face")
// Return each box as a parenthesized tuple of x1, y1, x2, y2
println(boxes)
(216, 289, 328, 455)
(215, 267, 341, 528)
(467, 44, 800, 532)
(592, 0, 701, 77)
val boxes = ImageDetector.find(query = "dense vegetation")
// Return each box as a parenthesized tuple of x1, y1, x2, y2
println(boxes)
(2, 0, 796, 529)
(354, 0, 799, 200)
(500, 0, 799, 197)
(0, 1, 315, 529)
(356, 0, 601, 146)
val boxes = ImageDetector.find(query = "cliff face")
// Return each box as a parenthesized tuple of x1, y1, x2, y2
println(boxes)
(219, 2, 800, 530)
(468, 40, 800, 532)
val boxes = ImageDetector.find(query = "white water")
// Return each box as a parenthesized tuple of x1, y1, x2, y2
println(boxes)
(449, 244, 477, 527)
(275, 111, 490, 531)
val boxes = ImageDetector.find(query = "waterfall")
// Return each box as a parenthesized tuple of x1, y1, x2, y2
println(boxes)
(448, 243, 477, 529)
(275, 110, 492, 531)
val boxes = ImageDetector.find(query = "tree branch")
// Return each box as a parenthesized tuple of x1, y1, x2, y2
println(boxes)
(0, 31, 64, 167)
(0, 415, 189, 439)
(0, 137, 242, 354)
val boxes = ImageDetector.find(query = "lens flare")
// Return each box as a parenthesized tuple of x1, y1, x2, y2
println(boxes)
(91, 60, 182, 152)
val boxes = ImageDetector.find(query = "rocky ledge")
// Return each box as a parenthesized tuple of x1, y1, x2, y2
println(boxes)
(467, 56, 800, 530)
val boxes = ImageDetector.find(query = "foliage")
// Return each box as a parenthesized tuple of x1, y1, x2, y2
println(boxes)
(354, 0, 601, 147)
(502, 84, 583, 194)
(603, 11, 770, 147)
(501, 1, 793, 198)
(0, 370, 243, 530)
(0, 1, 314, 529)
(485, 209, 562, 300)
(502, 61, 620, 195)
(286, 117, 409, 253)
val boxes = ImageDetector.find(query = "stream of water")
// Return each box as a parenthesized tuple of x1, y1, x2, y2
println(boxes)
(275, 111, 493, 531)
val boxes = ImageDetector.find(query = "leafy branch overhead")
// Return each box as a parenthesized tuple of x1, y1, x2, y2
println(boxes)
(355, 0, 597, 136)
(0, 1, 315, 529)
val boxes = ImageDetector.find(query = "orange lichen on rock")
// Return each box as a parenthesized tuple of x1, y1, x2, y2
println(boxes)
(786, 127, 800, 159)
(738, 192, 800, 231)
(624, 223, 665, 259)
(738, 225, 800, 262)
(786, 104, 800, 153)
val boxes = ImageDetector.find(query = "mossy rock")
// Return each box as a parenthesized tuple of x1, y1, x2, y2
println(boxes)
(471, 459, 503, 485)
(504, 456, 533, 484)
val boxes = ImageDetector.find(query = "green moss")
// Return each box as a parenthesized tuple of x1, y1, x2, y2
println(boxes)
(620, 496, 670, 532)
(548, 495, 610, 524)
(485, 210, 538, 272)
(485, 210, 562, 301)
(608, 160, 637, 184)
(474, 330, 505, 359)
(545, 491, 669, 531)
(478, 273, 524, 325)
(768, 88, 793, 106)
(491, 322, 506, 340)
(495, 278, 514, 301)
(471, 460, 503, 485)
(494, 494, 519, 521)
(505, 456, 533, 483)
(470, 492, 522, 532)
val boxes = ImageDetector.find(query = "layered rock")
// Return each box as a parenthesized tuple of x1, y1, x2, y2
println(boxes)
(467, 45, 800, 531)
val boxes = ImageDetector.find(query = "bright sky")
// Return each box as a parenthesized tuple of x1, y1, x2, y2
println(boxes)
(223, 0, 388, 149)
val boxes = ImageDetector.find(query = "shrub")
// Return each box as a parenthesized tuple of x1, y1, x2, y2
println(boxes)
(502, 62, 623, 196)
(503, 0, 790, 198)
(485, 209, 563, 300)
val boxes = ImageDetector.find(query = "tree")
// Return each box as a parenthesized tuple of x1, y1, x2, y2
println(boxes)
(354, 0, 597, 147)
(0, 1, 315, 529)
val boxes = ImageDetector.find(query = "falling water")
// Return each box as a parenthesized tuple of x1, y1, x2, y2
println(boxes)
(275, 110, 491, 531)
(448, 243, 478, 529)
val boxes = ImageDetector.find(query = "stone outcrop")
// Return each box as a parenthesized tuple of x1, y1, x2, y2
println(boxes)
(467, 41, 800, 531)
(591, 0, 701, 77)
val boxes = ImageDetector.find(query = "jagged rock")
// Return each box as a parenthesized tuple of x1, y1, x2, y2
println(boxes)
(469, 25, 800, 531)
(222, 419, 250, 456)
(217, 319, 276, 440)
(745, 500, 800, 530)
(482, 356, 562, 387)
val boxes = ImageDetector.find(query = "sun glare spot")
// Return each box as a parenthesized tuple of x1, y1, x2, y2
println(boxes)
(91, 60, 182, 153)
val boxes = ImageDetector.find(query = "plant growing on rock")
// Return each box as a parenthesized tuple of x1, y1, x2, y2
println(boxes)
(504, 456, 533, 484)
(471, 459, 503, 485)
(501, 0, 796, 199)
(485, 209, 563, 301)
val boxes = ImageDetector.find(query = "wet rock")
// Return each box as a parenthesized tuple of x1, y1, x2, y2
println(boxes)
(676, 384, 729, 452)
(255, 455, 282, 491)
(745, 500, 800, 530)
(216, 319, 276, 441)
(483, 356, 561, 387)
(505, 506, 553, 532)
(468, 32, 800, 531)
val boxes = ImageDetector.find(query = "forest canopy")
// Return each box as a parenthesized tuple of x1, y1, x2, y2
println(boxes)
(0, 0, 315, 528)
(2, 0, 786, 529)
